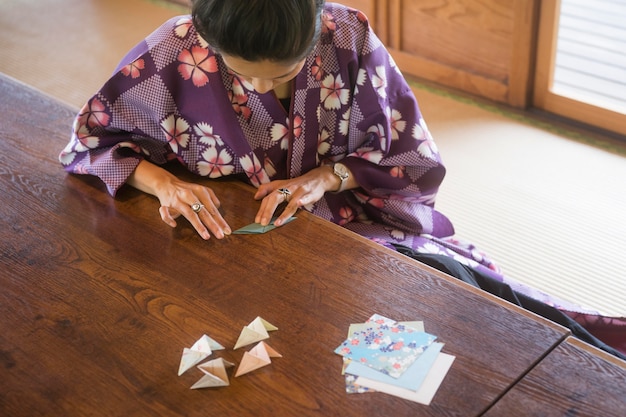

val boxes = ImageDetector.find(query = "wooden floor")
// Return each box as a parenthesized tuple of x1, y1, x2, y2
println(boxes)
(554, 0, 626, 114)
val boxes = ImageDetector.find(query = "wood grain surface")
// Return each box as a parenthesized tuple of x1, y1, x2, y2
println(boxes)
(484, 337, 626, 416)
(0, 73, 569, 417)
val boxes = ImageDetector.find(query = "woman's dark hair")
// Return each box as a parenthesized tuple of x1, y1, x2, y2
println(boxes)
(192, 0, 324, 63)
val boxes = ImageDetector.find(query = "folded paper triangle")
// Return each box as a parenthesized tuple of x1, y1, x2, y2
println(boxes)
(233, 317, 278, 350)
(252, 341, 282, 358)
(178, 334, 225, 376)
(190, 358, 235, 389)
(235, 342, 281, 377)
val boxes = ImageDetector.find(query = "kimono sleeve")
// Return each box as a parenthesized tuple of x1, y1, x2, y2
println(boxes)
(58, 17, 186, 196)
(337, 10, 453, 236)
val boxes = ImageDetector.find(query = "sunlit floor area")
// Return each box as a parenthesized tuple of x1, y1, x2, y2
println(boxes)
(1, 0, 625, 317)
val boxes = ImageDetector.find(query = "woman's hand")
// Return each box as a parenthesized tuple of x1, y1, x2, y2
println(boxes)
(253, 165, 342, 226)
(128, 160, 231, 240)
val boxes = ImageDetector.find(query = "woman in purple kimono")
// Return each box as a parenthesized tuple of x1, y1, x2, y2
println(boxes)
(60, 0, 497, 273)
(59, 0, 626, 358)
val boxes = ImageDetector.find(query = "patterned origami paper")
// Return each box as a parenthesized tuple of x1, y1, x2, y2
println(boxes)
(334, 314, 436, 378)
(233, 316, 278, 350)
(345, 342, 444, 390)
(178, 334, 225, 376)
(190, 358, 235, 389)
(235, 341, 282, 377)
(232, 217, 296, 234)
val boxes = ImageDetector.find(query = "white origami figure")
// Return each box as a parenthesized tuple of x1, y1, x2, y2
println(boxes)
(235, 341, 282, 377)
(178, 334, 225, 376)
(190, 358, 235, 389)
(233, 317, 278, 350)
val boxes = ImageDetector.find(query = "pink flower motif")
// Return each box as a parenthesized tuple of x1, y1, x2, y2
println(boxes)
(120, 58, 145, 79)
(355, 10, 368, 24)
(351, 146, 383, 164)
(229, 90, 252, 120)
(198, 147, 234, 178)
(322, 12, 336, 34)
(292, 115, 303, 138)
(81, 98, 110, 129)
(177, 46, 218, 87)
(354, 191, 385, 209)
(338, 206, 355, 225)
(160, 114, 190, 154)
(311, 56, 324, 81)
(321, 74, 349, 110)
(390, 166, 405, 178)
(73, 164, 89, 175)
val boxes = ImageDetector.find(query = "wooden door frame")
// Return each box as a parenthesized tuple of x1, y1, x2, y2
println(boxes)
(534, 0, 626, 136)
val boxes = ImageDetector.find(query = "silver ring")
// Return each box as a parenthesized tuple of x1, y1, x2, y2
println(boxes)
(191, 202, 204, 213)
(277, 188, 291, 202)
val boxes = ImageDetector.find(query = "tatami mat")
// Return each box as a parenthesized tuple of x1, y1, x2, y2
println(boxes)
(2, 0, 624, 316)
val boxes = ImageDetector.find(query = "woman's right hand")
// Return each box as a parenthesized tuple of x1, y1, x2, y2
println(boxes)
(128, 160, 231, 240)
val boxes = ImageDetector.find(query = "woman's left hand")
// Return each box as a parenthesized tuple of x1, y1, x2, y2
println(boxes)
(254, 166, 339, 226)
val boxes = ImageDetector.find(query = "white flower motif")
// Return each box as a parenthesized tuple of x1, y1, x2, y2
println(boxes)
(371, 66, 387, 99)
(270, 121, 289, 150)
(339, 109, 351, 136)
(317, 128, 331, 162)
(420, 242, 446, 255)
(72, 121, 99, 152)
(413, 118, 438, 158)
(367, 124, 387, 152)
(240, 153, 269, 187)
(194, 122, 223, 147)
(198, 147, 234, 178)
(390, 229, 405, 240)
(320, 73, 350, 110)
(174, 17, 192, 38)
(390, 109, 406, 140)
(160, 114, 190, 153)
(59, 149, 76, 165)
(355, 68, 367, 94)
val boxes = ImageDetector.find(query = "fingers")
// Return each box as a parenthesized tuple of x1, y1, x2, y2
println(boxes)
(159, 184, 231, 240)
(255, 187, 300, 226)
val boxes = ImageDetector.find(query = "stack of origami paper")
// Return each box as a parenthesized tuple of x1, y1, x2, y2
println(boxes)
(334, 313, 455, 405)
(178, 316, 281, 389)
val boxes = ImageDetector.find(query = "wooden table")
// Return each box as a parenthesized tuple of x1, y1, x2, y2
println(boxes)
(484, 337, 626, 416)
(0, 73, 572, 416)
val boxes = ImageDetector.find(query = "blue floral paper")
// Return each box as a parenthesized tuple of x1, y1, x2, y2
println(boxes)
(334, 314, 436, 378)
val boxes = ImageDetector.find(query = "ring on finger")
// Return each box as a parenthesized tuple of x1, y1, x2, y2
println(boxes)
(191, 202, 204, 213)
(277, 188, 291, 202)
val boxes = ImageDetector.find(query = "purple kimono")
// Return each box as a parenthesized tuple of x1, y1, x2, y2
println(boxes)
(59, 3, 500, 274)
